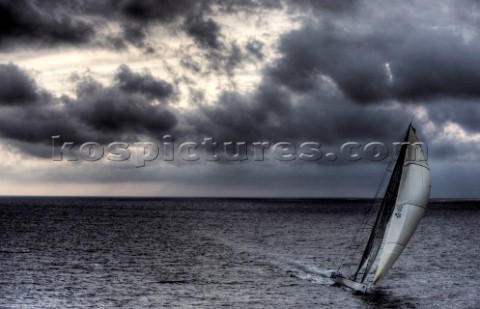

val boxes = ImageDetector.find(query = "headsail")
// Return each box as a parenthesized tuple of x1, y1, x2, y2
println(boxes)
(372, 125, 431, 285)
(351, 128, 409, 283)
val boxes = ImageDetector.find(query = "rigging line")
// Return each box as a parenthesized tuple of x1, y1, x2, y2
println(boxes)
(355, 133, 410, 282)
(337, 200, 377, 274)
(347, 202, 380, 276)
(338, 198, 377, 273)
(335, 139, 399, 275)
(334, 197, 348, 272)
(340, 156, 397, 277)
(357, 159, 395, 231)
(353, 159, 395, 240)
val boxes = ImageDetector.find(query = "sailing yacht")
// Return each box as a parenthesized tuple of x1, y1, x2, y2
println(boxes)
(331, 124, 431, 293)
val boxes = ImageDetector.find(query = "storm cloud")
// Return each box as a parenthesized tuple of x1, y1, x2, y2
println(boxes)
(114, 65, 174, 101)
(0, 0, 95, 49)
(0, 63, 39, 104)
(184, 15, 222, 50)
(0, 64, 178, 156)
(0, 0, 479, 197)
(271, 13, 480, 104)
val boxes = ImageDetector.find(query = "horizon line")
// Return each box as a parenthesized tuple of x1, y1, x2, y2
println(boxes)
(0, 195, 479, 201)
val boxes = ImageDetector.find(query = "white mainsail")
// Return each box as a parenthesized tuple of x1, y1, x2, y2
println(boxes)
(332, 124, 431, 292)
(373, 125, 431, 285)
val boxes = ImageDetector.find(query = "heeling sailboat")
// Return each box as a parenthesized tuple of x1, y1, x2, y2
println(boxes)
(331, 124, 431, 293)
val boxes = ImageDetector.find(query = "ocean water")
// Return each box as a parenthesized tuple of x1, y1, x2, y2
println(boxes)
(0, 197, 478, 309)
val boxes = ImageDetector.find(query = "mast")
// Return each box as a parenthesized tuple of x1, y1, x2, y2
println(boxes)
(351, 125, 411, 282)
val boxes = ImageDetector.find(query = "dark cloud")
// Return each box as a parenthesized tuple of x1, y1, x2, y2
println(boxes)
(111, 0, 208, 23)
(223, 43, 245, 75)
(122, 24, 148, 48)
(199, 42, 247, 77)
(106, 0, 283, 26)
(0, 0, 278, 81)
(105, 36, 128, 51)
(0, 0, 95, 49)
(0, 64, 177, 157)
(0, 0, 275, 51)
(69, 67, 177, 139)
(89, 0, 227, 51)
(104, 23, 151, 51)
(269, 22, 398, 102)
(270, 2, 480, 105)
(184, 15, 222, 50)
(215, 0, 282, 13)
(144, 46, 156, 54)
(0, 103, 81, 148)
(0, 63, 39, 104)
(177, 43, 249, 78)
(286, 0, 360, 13)
(190, 72, 412, 149)
(74, 78, 177, 136)
(3, 1, 477, 148)
(114, 65, 174, 101)
(189, 75, 294, 142)
(425, 99, 480, 134)
(388, 30, 480, 101)
(1, 0, 480, 198)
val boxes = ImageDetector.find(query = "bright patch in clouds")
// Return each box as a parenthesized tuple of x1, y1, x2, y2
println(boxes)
(442, 122, 480, 143)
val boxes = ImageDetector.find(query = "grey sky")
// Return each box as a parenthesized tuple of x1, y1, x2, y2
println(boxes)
(0, 0, 478, 198)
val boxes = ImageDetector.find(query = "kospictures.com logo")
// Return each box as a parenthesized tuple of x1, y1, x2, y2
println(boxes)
(51, 135, 428, 168)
